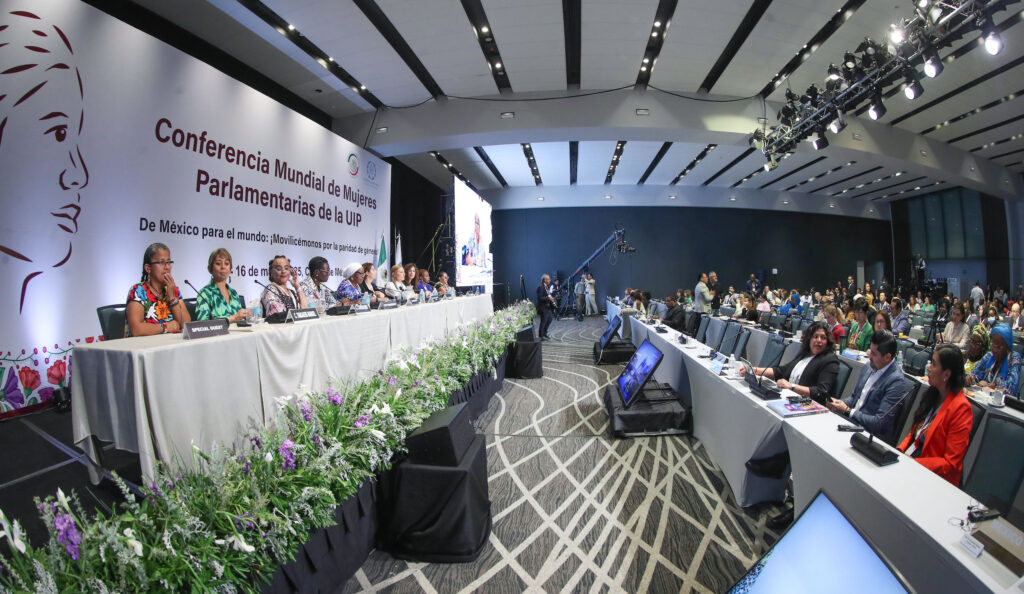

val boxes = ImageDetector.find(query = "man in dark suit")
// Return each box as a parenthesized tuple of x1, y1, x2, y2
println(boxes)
(745, 274, 760, 295)
(536, 274, 556, 340)
(659, 296, 686, 331)
(826, 330, 908, 443)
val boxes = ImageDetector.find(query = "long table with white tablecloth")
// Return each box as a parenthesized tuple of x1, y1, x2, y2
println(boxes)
(624, 315, 1017, 592)
(71, 295, 493, 480)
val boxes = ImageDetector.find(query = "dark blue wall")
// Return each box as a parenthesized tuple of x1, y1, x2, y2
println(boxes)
(493, 206, 893, 303)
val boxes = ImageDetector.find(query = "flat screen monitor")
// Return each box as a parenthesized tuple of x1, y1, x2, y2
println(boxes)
(600, 315, 622, 348)
(453, 178, 493, 292)
(727, 490, 910, 593)
(616, 339, 664, 408)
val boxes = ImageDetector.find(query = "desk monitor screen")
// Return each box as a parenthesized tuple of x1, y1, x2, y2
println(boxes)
(600, 315, 622, 348)
(727, 490, 910, 593)
(616, 339, 664, 408)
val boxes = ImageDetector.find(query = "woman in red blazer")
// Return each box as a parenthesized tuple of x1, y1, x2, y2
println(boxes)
(898, 344, 974, 485)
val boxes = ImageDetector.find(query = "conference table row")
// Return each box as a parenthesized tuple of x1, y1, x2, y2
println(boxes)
(621, 313, 1020, 593)
(71, 295, 493, 481)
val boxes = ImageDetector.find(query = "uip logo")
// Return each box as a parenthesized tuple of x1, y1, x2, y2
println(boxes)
(347, 153, 359, 176)
(366, 160, 377, 181)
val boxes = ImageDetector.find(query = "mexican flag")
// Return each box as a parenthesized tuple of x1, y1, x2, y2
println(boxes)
(376, 233, 388, 283)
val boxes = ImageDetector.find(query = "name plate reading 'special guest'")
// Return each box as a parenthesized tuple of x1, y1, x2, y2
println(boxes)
(352, 304, 371, 315)
(286, 308, 320, 323)
(182, 319, 230, 341)
(379, 301, 398, 310)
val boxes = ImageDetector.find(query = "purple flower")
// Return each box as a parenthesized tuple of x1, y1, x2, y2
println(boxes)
(279, 440, 296, 471)
(386, 376, 397, 386)
(299, 400, 313, 422)
(53, 513, 81, 560)
(1, 367, 23, 409)
(240, 457, 253, 476)
(249, 436, 262, 451)
(326, 387, 343, 406)
(149, 482, 163, 498)
(353, 414, 370, 428)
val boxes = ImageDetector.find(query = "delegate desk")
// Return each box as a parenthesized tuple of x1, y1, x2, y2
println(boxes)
(627, 316, 1019, 592)
(72, 296, 493, 480)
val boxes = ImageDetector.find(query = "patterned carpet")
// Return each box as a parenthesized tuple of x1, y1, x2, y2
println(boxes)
(341, 317, 781, 593)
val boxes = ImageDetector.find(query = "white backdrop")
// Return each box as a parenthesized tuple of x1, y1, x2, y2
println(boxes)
(0, 0, 390, 414)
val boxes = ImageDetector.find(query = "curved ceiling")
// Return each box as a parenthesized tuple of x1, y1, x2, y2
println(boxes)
(133, 0, 1024, 208)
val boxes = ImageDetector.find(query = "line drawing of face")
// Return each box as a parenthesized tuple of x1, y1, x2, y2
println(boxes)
(0, 10, 88, 313)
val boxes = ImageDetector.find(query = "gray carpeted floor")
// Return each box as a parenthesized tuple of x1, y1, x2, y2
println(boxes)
(342, 317, 782, 593)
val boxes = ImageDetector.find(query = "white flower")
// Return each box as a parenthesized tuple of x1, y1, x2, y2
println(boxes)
(274, 394, 294, 410)
(0, 510, 26, 554)
(265, 452, 274, 463)
(227, 534, 255, 553)
(56, 488, 71, 513)
(123, 530, 144, 557)
(368, 429, 386, 441)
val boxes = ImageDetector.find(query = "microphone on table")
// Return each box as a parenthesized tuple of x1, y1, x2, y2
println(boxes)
(183, 279, 200, 296)
(254, 279, 270, 291)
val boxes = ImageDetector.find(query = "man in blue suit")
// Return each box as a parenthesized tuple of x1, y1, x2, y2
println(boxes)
(826, 330, 909, 443)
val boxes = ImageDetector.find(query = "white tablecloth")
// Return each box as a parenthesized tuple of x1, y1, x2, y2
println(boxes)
(71, 295, 493, 479)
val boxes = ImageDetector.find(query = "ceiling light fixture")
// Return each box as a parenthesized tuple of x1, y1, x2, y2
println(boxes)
(903, 67, 923, 100)
(635, 108, 650, 116)
(500, 111, 515, 119)
(923, 46, 943, 78)
(668, 195, 676, 199)
(868, 90, 887, 120)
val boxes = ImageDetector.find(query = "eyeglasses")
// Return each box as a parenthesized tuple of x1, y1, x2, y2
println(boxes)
(149, 260, 174, 266)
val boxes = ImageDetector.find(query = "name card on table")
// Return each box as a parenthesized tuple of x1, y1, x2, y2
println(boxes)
(182, 318, 230, 341)
(710, 360, 725, 375)
(378, 300, 398, 310)
(286, 308, 320, 323)
(352, 304, 371, 314)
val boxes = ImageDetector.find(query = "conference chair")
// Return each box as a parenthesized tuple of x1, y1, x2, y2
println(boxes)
(920, 326, 936, 346)
(967, 398, 986, 445)
(960, 414, 1024, 515)
(704, 318, 726, 351)
(683, 311, 700, 337)
(832, 359, 853, 400)
(886, 377, 922, 447)
(184, 298, 198, 321)
(758, 334, 787, 368)
(904, 346, 932, 376)
(1013, 340, 1024, 358)
(734, 328, 751, 361)
(908, 327, 925, 342)
(718, 321, 741, 357)
(896, 338, 914, 360)
(759, 311, 772, 327)
(695, 315, 711, 344)
(769, 313, 785, 330)
(720, 306, 736, 318)
(96, 304, 127, 340)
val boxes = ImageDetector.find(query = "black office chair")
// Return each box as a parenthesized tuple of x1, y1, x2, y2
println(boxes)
(695, 315, 711, 344)
(758, 334, 787, 368)
(184, 298, 198, 321)
(96, 304, 127, 340)
(885, 377, 922, 447)
(718, 321, 741, 356)
(967, 397, 986, 445)
(961, 413, 1024, 514)
(831, 359, 853, 400)
(683, 311, 700, 337)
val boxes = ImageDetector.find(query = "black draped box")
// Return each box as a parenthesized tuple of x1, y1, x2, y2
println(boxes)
(376, 435, 491, 563)
(263, 479, 378, 593)
(447, 350, 508, 418)
(593, 340, 635, 364)
(507, 339, 543, 378)
(603, 384, 690, 438)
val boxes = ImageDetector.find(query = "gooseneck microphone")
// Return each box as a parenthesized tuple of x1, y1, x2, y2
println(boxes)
(254, 279, 270, 291)
(845, 370, 919, 466)
(184, 279, 200, 296)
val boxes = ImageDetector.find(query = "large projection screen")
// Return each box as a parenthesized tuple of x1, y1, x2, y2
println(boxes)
(454, 179, 493, 292)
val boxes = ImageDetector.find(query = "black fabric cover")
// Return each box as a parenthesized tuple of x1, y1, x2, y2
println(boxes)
(448, 350, 507, 418)
(507, 339, 543, 378)
(603, 384, 690, 438)
(593, 340, 636, 364)
(376, 435, 491, 562)
(263, 479, 378, 593)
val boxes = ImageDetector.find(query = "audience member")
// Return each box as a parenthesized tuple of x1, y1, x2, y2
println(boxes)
(824, 305, 846, 345)
(828, 330, 908, 443)
(873, 310, 891, 332)
(939, 302, 970, 349)
(695, 272, 713, 313)
(335, 263, 365, 306)
(966, 324, 1021, 396)
(536, 274, 555, 339)
(890, 298, 910, 337)
(125, 243, 191, 336)
(898, 345, 972, 486)
(848, 300, 874, 351)
(745, 321, 838, 404)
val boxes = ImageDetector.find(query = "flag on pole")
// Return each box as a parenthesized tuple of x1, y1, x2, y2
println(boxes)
(376, 232, 388, 284)
(394, 232, 403, 270)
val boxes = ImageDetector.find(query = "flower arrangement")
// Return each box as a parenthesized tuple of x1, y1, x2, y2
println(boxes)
(0, 301, 535, 593)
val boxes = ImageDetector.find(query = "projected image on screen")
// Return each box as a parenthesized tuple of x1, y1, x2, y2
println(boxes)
(454, 178, 493, 290)
(728, 491, 909, 593)
(617, 339, 663, 408)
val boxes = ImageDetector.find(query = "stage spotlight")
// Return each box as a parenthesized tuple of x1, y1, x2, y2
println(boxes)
(828, 110, 847, 134)
(812, 128, 829, 150)
(889, 23, 905, 45)
(985, 30, 1003, 55)
(923, 47, 943, 78)
(827, 63, 842, 80)
(903, 68, 923, 100)
(785, 88, 798, 104)
(779, 104, 796, 127)
(748, 128, 765, 149)
(855, 37, 881, 56)
(868, 92, 887, 120)
(763, 154, 779, 172)
(843, 51, 857, 69)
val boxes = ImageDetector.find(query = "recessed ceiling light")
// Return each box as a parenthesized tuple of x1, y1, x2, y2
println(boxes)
(605, 194, 612, 199)
(287, 24, 295, 31)
(494, 62, 502, 69)
(668, 195, 676, 199)
(654, 20, 662, 27)
(328, 57, 334, 62)
(643, 57, 650, 64)
(376, 126, 388, 133)
(729, 196, 736, 201)
(829, 203, 836, 208)
(640, 65, 648, 72)
(359, 84, 366, 90)
(481, 26, 489, 33)
(651, 31, 658, 37)
(635, 108, 650, 116)
(500, 111, 515, 119)
(537, 196, 544, 201)
(783, 200, 790, 204)
(868, 208, 874, 212)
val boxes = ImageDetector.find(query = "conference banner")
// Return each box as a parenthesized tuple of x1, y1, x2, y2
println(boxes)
(0, 1, 391, 416)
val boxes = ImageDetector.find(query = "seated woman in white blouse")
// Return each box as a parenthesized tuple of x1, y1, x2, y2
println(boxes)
(384, 264, 415, 301)
(740, 321, 839, 404)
